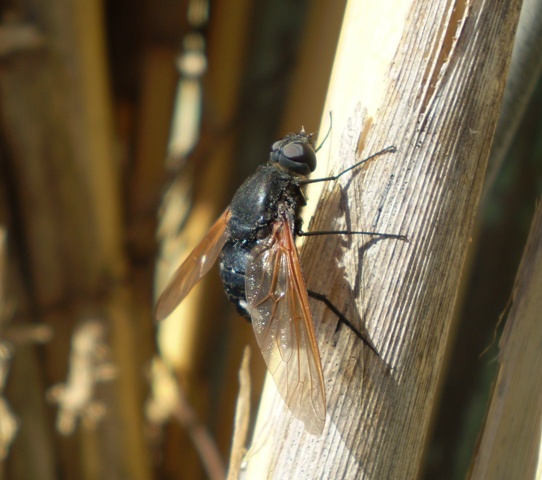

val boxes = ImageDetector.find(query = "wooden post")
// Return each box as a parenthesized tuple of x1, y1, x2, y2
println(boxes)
(243, 0, 522, 478)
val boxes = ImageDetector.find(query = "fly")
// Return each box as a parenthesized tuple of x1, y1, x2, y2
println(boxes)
(155, 128, 404, 435)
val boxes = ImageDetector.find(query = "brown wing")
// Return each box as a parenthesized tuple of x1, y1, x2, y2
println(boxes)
(155, 209, 231, 321)
(245, 213, 326, 435)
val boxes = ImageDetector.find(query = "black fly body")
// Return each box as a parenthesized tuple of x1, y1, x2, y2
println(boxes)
(155, 128, 403, 434)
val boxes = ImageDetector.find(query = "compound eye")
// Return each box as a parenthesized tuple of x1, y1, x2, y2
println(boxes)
(280, 142, 316, 174)
(270, 140, 284, 163)
(282, 142, 306, 161)
(271, 140, 282, 152)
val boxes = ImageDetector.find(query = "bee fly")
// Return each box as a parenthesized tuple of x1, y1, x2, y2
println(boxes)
(155, 128, 404, 435)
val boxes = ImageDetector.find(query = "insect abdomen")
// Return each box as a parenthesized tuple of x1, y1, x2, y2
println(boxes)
(219, 241, 252, 319)
(219, 165, 304, 319)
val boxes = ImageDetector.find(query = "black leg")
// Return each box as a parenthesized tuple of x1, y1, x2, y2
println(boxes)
(300, 145, 397, 185)
(307, 289, 379, 357)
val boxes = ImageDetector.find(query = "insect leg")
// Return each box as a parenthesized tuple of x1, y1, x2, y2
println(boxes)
(300, 145, 397, 185)
(307, 290, 379, 357)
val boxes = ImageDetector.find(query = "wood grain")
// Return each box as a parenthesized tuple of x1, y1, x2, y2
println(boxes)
(243, 0, 522, 478)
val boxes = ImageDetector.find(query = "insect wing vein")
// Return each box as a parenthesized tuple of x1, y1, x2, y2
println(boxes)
(155, 209, 231, 321)
(246, 215, 326, 434)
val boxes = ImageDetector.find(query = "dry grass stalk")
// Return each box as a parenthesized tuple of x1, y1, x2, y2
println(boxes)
(468, 201, 542, 479)
(227, 347, 251, 480)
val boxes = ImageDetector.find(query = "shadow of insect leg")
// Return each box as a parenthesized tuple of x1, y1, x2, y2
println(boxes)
(307, 290, 379, 357)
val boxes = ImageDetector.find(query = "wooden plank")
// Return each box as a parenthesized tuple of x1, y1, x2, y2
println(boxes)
(243, 0, 522, 477)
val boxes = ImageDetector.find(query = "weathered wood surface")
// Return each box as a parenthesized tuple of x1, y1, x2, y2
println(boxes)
(243, 0, 522, 478)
